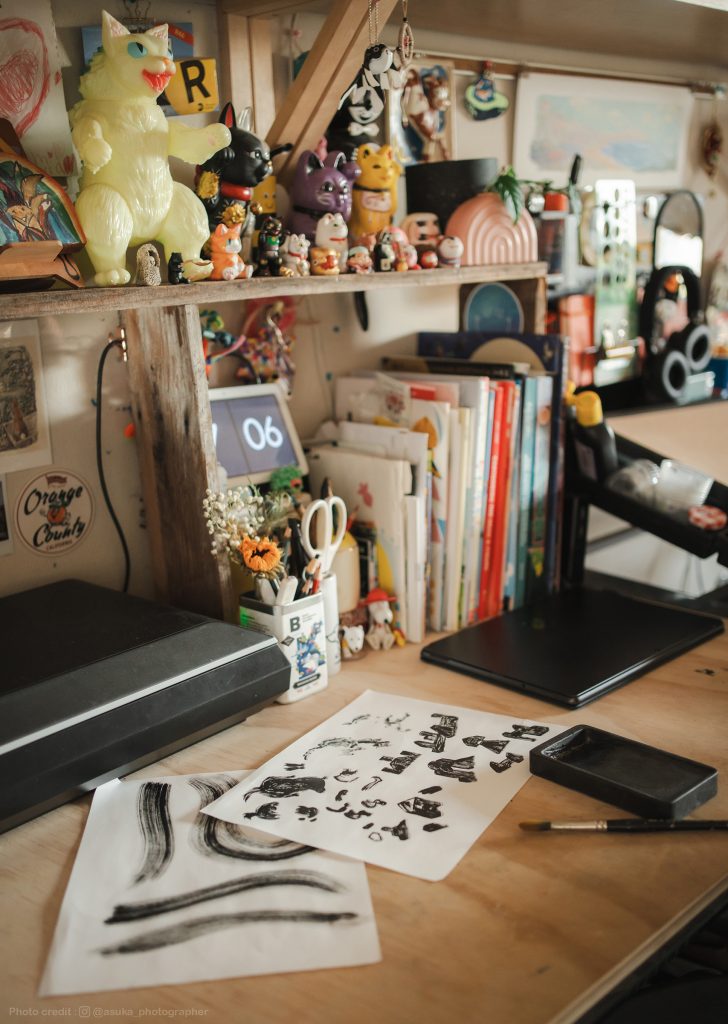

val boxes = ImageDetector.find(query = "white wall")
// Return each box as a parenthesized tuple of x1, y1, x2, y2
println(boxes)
(2, 1, 726, 601)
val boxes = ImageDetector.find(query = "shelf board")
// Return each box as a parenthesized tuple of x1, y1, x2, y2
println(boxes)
(0, 263, 547, 321)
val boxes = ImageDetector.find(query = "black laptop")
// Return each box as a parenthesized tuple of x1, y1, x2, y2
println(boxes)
(421, 588, 724, 708)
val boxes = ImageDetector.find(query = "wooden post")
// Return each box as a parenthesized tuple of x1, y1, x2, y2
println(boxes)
(122, 304, 236, 623)
(217, 7, 253, 112)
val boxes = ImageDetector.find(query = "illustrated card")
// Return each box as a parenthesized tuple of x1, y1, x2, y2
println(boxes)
(40, 771, 380, 996)
(205, 691, 558, 881)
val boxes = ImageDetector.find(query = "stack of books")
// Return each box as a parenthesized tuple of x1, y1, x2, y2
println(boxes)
(308, 332, 565, 641)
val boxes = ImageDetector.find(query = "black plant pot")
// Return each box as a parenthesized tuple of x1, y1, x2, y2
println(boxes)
(405, 158, 498, 233)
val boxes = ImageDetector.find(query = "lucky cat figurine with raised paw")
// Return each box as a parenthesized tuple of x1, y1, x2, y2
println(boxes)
(196, 104, 289, 233)
(70, 11, 230, 285)
(349, 143, 402, 241)
(288, 150, 360, 242)
(315, 212, 349, 272)
(280, 232, 310, 277)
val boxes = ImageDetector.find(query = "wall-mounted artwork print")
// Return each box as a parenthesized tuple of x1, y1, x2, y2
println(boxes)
(0, 474, 13, 555)
(0, 1, 76, 177)
(387, 60, 455, 167)
(514, 73, 693, 189)
(0, 319, 52, 474)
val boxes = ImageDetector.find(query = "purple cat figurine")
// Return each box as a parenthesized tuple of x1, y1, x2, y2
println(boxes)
(288, 150, 360, 242)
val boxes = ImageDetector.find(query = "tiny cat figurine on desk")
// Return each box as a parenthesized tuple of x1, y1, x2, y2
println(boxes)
(280, 232, 310, 276)
(70, 11, 230, 285)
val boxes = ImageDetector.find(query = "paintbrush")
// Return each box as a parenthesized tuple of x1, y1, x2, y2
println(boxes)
(519, 819, 728, 833)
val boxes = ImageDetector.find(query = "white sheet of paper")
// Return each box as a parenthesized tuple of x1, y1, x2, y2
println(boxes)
(205, 691, 559, 881)
(39, 771, 380, 996)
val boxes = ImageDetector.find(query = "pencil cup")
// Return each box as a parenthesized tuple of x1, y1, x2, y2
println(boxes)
(321, 572, 341, 676)
(239, 592, 328, 703)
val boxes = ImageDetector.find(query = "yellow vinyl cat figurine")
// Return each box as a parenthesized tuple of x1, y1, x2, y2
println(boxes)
(70, 11, 231, 285)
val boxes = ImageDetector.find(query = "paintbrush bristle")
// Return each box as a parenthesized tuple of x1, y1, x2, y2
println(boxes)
(519, 820, 551, 831)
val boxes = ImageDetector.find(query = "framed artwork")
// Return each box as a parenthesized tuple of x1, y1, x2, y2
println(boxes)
(514, 73, 693, 189)
(387, 60, 455, 166)
(0, 319, 52, 475)
(0, 474, 12, 555)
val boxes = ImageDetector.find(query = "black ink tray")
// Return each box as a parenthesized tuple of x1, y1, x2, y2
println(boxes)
(529, 725, 718, 819)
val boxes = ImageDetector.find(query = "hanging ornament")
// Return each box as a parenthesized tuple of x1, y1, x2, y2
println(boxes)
(464, 61, 509, 121)
(396, 0, 414, 73)
(702, 121, 723, 179)
(327, 0, 405, 157)
(702, 86, 724, 180)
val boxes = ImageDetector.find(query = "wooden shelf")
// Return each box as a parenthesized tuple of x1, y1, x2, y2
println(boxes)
(6, 260, 545, 624)
(0, 263, 546, 322)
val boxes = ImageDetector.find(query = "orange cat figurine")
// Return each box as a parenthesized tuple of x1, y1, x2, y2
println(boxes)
(208, 222, 252, 280)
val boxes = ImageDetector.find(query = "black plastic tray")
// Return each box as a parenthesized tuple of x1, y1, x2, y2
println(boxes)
(530, 725, 718, 819)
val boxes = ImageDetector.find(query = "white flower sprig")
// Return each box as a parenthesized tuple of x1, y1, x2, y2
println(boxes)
(202, 485, 267, 565)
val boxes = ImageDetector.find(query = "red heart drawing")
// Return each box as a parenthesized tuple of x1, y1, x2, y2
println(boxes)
(0, 50, 40, 119)
(0, 18, 50, 135)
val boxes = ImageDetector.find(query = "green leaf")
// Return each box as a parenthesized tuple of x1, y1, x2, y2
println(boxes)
(487, 166, 525, 222)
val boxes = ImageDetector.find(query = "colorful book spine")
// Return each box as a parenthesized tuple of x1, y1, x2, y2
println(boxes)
(502, 381, 523, 612)
(477, 383, 505, 620)
(487, 381, 516, 619)
(526, 375, 554, 604)
(514, 376, 538, 609)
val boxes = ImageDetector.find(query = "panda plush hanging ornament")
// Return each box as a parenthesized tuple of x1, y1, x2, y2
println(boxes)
(327, 0, 413, 157)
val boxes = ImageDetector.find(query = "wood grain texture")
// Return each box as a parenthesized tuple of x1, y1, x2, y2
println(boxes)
(222, 0, 728, 79)
(122, 304, 235, 622)
(217, 9, 253, 114)
(2, 634, 727, 1023)
(0, 264, 547, 321)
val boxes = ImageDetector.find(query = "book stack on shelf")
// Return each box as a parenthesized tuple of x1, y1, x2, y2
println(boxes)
(309, 332, 566, 641)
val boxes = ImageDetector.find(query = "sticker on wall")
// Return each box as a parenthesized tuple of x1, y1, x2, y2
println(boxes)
(15, 469, 94, 556)
(0, 474, 13, 556)
(0, 319, 52, 475)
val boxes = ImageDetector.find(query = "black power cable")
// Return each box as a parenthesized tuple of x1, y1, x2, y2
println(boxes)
(96, 331, 131, 592)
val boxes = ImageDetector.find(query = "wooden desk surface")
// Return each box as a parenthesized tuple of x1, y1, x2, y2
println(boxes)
(2, 634, 728, 1024)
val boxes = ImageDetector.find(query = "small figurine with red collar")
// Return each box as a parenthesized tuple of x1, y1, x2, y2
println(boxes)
(363, 587, 400, 651)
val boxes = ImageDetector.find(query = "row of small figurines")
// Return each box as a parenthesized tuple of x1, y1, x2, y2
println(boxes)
(161, 213, 464, 285)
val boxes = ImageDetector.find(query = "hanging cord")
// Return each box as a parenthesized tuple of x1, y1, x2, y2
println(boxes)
(368, 0, 380, 44)
(96, 330, 131, 593)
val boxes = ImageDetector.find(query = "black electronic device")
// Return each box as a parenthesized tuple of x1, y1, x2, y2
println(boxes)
(209, 383, 308, 486)
(0, 579, 290, 834)
(529, 725, 717, 819)
(420, 587, 723, 709)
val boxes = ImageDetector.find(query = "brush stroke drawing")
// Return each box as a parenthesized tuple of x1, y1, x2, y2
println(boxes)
(106, 870, 344, 923)
(133, 781, 174, 884)
(99, 910, 359, 956)
(189, 775, 312, 861)
(40, 771, 381, 995)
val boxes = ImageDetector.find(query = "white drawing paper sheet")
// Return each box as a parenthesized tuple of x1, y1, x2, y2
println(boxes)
(40, 771, 380, 996)
(205, 691, 559, 881)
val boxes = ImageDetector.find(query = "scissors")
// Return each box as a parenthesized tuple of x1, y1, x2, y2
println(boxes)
(301, 491, 347, 575)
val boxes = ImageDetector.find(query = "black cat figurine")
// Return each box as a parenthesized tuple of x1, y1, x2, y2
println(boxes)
(195, 104, 291, 230)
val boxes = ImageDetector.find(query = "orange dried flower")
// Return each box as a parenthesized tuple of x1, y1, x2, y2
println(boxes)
(240, 535, 283, 574)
